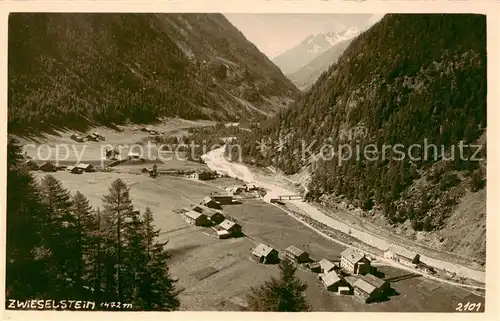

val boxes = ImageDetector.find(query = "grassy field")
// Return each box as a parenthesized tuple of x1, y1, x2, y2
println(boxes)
(32, 172, 485, 312)
(14, 118, 215, 165)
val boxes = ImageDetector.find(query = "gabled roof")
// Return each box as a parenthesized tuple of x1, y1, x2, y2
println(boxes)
(39, 161, 55, 167)
(219, 219, 239, 231)
(322, 271, 341, 287)
(385, 246, 419, 260)
(360, 274, 387, 289)
(341, 248, 368, 264)
(203, 196, 216, 204)
(285, 245, 307, 257)
(353, 278, 377, 295)
(76, 163, 92, 169)
(184, 210, 206, 220)
(192, 204, 222, 217)
(211, 192, 233, 197)
(319, 259, 336, 273)
(252, 243, 276, 257)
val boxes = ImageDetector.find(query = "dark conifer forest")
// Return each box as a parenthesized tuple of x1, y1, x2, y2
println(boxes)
(233, 14, 487, 233)
(6, 139, 180, 310)
(8, 13, 297, 134)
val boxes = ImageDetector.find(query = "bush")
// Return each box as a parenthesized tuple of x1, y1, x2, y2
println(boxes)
(439, 173, 461, 191)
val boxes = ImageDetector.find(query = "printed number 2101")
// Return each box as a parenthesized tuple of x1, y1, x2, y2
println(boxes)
(456, 302, 482, 312)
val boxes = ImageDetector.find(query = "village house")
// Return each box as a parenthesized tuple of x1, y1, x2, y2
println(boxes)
(216, 229, 230, 239)
(218, 219, 242, 236)
(66, 165, 84, 174)
(319, 258, 337, 274)
(93, 132, 105, 140)
(38, 162, 57, 172)
(322, 270, 347, 292)
(384, 247, 420, 266)
(352, 273, 390, 303)
(340, 248, 371, 275)
(245, 183, 260, 191)
(284, 245, 310, 264)
(202, 196, 222, 209)
(198, 170, 217, 180)
(190, 172, 199, 180)
(252, 243, 279, 264)
(210, 192, 233, 205)
(338, 286, 351, 295)
(128, 151, 141, 159)
(192, 205, 225, 224)
(70, 134, 85, 142)
(76, 163, 95, 172)
(86, 134, 99, 142)
(226, 186, 245, 195)
(416, 262, 436, 274)
(309, 262, 322, 273)
(183, 210, 210, 226)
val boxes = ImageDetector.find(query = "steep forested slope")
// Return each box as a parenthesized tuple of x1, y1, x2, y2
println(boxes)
(8, 13, 298, 133)
(234, 14, 486, 257)
(288, 39, 353, 90)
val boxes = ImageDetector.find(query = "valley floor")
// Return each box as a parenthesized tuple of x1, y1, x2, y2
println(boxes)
(18, 119, 486, 311)
(201, 147, 486, 285)
(32, 171, 484, 312)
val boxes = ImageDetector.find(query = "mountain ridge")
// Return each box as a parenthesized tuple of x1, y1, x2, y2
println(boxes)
(272, 27, 361, 75)
(8, 13, 298, 134)
(234, 14, 487, 260)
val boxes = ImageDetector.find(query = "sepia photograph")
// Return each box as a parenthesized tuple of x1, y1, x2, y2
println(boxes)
(3, 6, 491, 314)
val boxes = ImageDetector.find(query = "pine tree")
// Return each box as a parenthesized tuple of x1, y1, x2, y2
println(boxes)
(88, 208, 105, 302)
(121, 210, 148, 305)
(138, 207, 180, 311)
(101, 178, 135, 302)
(247, 258, 310, 311)
(6, 139, 53, 298)
(71, 191, 97, 295)
(39, 175, 77, 297)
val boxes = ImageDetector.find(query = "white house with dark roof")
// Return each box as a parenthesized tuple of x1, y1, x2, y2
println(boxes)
(340, 248, 371, 275)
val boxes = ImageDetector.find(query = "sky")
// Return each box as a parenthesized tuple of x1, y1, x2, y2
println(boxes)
(224, 14, 385, 58)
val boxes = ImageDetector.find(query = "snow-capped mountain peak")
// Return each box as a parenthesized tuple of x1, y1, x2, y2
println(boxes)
(273, 26, 361, 74)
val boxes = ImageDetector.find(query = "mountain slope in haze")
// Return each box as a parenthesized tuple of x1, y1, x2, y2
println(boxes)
(8, 13, 298, 134)
(288, 38, 353, 90)
(234, 14, 486, 261)
(272, 27, 360, 75)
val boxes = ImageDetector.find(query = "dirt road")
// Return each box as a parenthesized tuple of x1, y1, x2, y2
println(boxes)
(202, 146, 486, 284)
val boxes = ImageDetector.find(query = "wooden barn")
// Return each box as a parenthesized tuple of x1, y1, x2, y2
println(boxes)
(352, 274, 390, 303)
(183, 210, 210, 226)
(284, 245, 310, 264)
(252, 243, 279, 264)
(218, 219, 242, 236)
